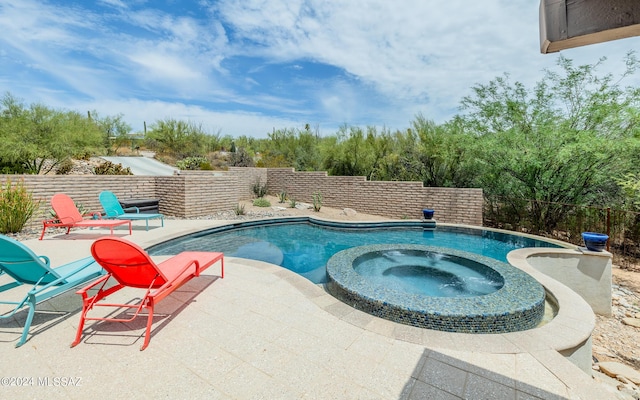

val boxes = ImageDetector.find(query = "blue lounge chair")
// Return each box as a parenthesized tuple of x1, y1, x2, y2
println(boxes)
(0, 235, 104, 347)
(99, 191, 164, 231)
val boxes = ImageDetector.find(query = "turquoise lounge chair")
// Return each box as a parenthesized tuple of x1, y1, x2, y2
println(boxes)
(0, 235, 104, 347)
(99, 191, 164, 231)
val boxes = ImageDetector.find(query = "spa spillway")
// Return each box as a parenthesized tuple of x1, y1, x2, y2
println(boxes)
(326, 244, 546, 333)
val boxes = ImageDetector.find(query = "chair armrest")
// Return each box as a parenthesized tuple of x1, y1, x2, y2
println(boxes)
(42, 219, 62, 227)
(31, 258, 102, 296)
(39, 255, 51, 266)
(122, 206, 140, 214)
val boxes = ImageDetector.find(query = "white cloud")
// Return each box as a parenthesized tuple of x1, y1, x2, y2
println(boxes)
(78, 98, 313, 137)
(98, 0, 128, 9)
(214, 0, 640, 122)
(1, 0, 639, 139)
(128, 52, 203, 82)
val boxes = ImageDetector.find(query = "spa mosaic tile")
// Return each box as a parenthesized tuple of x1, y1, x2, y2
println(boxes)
(326, 244, 545, 333)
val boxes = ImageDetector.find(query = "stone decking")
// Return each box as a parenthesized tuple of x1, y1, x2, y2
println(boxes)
(0, 219, 615, 399)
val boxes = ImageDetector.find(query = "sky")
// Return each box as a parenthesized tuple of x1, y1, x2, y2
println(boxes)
(1, 0, 640, 139)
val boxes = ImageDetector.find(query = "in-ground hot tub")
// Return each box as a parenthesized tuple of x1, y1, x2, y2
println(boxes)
(326, 244, 546, 333)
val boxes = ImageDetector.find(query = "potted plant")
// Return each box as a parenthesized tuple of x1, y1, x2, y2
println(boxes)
(422, 208, 435, 220)
(581, 232, 608, 252)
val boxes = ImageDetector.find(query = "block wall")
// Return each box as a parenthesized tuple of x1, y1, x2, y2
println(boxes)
(267, 168, 483, 225)
(1, 175, 158, 229)
(2, 166, 482, 228)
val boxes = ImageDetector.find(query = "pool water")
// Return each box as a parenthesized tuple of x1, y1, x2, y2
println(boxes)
(353, 249, 505, 297)
(149, 220, 561, 284)
(326, 244, 547, 333)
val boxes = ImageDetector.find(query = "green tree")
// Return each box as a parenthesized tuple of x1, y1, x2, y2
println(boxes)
(322, 125, 379, 178)
(145, 118, 212, 158)
(370, 128, 423, 182)
(411, 115, 477, 187)
(90, 112, 132, 155)
(0, 93, 103, 174)
(259, 125, 323, 171)
(617, 173, 640, 210)
(459, 54, 640, 231)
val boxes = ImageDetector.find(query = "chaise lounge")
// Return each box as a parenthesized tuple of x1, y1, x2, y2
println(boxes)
(40, 193, 132, 240)
(99, 191, 164, 231)
(71, 237, 224, 350)
(0, 234, 104, 347)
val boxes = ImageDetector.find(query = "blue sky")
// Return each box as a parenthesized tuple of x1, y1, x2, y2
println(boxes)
(1, 0, 640, 138)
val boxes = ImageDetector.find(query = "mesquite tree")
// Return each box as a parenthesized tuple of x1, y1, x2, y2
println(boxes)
(459, 53, 640, 232)
(0, 93, 103, 174)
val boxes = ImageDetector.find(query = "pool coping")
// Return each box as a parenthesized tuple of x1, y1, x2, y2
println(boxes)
(231, 251, 594, 351)
(16, 217, 609, 399)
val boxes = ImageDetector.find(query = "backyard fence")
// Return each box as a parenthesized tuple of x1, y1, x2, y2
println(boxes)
(1, 168, 484, 231)
(484, 196, 640, 269)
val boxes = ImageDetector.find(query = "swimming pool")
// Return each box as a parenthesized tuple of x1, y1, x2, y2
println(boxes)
(148, 217, 562, 284)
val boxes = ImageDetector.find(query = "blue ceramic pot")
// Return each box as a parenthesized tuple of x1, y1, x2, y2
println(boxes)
(422, 209, 434, 220)
(581, 232, 608, 252)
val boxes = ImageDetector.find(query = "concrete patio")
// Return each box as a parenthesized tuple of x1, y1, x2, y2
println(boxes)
(0, 220, 617, 399)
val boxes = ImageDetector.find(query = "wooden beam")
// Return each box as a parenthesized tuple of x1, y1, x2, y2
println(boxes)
(540, 0, 640, 53)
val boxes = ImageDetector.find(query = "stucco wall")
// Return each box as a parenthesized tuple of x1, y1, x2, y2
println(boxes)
(525, 249, 613, 316)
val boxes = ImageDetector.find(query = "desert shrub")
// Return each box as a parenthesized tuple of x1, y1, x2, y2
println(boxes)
(278, 190, 287, 203)
(253, 198, 271, 207)
(251, 178, 268, 198)
(76, 152, 92, 161)
(207, 152, 229, 170)
(56, 158, 74, 175)
(229, 148, 255, 167)
(0, 161, 27, 174)
(176, 156, 209, 170)
(94, 161, 132, 175)
(233, 203, 245, 215)
(312, 192, 322, 212)
(0, 178, 40, 233)
(289, 198, 297, 208)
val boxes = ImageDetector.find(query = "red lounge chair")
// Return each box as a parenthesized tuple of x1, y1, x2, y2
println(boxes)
(71, 237, 224, 350)
(40, 194, 132, 240)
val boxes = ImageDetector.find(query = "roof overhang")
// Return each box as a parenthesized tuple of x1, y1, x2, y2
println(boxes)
(540, 0, 640, 53)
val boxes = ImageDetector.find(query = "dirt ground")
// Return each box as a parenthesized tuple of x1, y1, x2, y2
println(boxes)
(234, 196, 391, 222)
(592, 266, 640, 370)
(613, 267, 640, 294)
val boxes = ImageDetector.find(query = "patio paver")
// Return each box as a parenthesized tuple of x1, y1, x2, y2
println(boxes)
(0, 219, 617, 399)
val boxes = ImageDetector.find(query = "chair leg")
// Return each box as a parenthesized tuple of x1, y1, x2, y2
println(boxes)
(17, 295, 36, 348)
(141, 304, 154, 351)
(71, 303, 89, 348)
